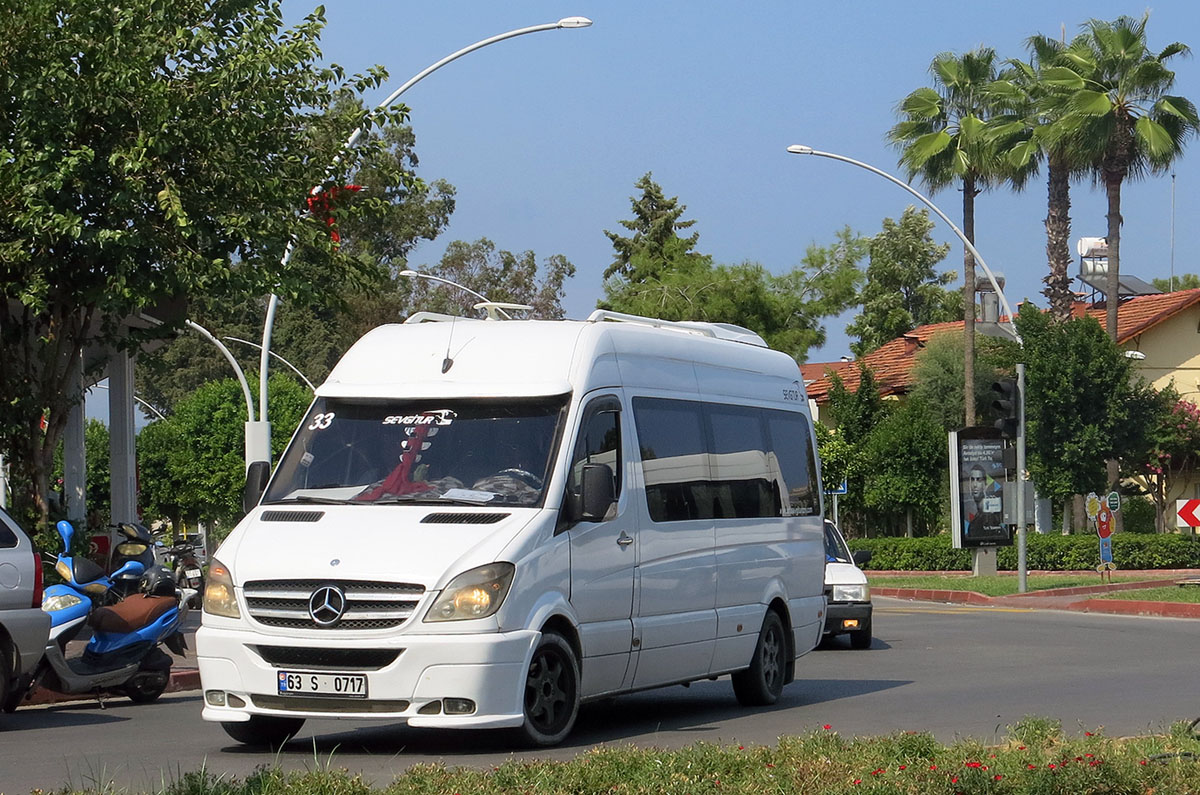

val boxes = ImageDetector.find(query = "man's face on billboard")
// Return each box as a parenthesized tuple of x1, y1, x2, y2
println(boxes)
(969, 467, 987, 500)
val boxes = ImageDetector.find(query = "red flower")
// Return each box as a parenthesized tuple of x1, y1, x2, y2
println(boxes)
(738, 746, 744, 751)
(1140, 760, 1148, 766)
(898, 765, 906, 770)
(852, 778, 861, 785)
(1048, 763, 1057, 769)
(1027, 764, 1036, 769)
(766, 763, 775, 769)
(951, 776, 958, 784)
(994, 774, 1003, 781)
(871, 768, 884, 776)
(1018, 745, 1026, 750)
(1084, 754, 1094, 758)
(1085, 731, 1094, 736)
(929, 765, 937, 770)
(823, 724, 832, 730)
(966, 762, 982, 769)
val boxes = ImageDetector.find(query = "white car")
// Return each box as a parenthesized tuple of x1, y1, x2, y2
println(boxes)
(0, 506, 50, 712)
(823, 520, 872, 649)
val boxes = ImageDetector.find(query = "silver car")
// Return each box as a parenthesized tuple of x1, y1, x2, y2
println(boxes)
(0, 506, 50, 712)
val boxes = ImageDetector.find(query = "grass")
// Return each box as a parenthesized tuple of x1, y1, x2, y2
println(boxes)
(1093, 584, 1200, 603)
(54, 718, 1200, 795)
(865, 573, 1165, 596)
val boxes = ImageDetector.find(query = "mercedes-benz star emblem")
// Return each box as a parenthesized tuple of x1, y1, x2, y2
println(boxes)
(308, 585, 347, 627)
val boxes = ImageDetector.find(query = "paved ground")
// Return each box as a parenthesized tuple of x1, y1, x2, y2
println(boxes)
(25, 570, 1200, 707)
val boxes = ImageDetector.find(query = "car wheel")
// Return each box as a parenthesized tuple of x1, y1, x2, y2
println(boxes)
(221, 716, 306, 748)
(514, 632, 579, 747)
(732, 610, 786, 706)
(849, 617, 872, 650)
(0, 640, 12, 714)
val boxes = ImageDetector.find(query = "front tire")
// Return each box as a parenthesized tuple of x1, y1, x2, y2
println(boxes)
(514, 632, 579, 747)
(849, 617, 873, 650)
(221, 716, 306, 748)
(732, 610, 786, 706)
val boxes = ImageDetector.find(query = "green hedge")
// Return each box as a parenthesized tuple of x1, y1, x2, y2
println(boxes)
(848, 533, 1200, 571)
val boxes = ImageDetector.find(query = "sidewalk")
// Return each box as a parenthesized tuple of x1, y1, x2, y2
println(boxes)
(871, 569, 1200, 619)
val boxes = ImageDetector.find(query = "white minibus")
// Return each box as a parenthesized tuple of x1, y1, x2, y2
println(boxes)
(197, 310, 826, 747)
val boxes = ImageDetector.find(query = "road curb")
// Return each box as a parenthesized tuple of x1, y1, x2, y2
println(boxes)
(24, 667, 200, 707)
(875, 585, 1200, 618)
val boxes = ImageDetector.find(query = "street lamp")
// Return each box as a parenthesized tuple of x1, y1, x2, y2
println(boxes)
(787, 144, 1030, 592)
(398, 269, 513, 319)
(256, 16, 593, 465)
(223, 337, 316, 392)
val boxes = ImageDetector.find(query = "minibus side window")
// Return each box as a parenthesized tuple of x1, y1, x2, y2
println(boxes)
(704, 405, 777, 519)
(567, 399, 622, 500)
(765, 411, 819, 516)
(633, 398, 708, 522)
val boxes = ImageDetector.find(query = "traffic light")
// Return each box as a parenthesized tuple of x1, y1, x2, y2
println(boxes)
(991, 378, 1019, 439)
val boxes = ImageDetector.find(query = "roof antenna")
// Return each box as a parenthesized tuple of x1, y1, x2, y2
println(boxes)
(442, 316, 455, 373)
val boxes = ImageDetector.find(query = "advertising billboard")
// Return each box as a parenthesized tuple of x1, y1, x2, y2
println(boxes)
(949, 427, 1012, 549)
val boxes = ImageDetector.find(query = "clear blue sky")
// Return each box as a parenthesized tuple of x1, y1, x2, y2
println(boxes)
(276, 0, 1200, 364)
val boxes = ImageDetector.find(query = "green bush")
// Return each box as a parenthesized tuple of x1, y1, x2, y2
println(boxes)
(1122, 495, 1157, 533)
(849, 532, 1200, 570)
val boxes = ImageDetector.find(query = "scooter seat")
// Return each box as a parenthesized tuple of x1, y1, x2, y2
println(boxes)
(89, 595, 176, 634)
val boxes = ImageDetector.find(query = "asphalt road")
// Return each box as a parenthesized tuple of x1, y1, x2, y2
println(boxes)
(2, 598, 1197, 794)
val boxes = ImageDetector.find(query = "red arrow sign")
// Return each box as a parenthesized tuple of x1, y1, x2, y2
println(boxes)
(1178, 499, 1200, 528)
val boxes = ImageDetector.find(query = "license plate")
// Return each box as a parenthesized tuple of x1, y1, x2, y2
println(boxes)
(277, 671, 368, 698)
(185, 568, 202, 579)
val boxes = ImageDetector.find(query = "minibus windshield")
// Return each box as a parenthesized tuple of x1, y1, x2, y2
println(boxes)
(263, 396, 568, 508)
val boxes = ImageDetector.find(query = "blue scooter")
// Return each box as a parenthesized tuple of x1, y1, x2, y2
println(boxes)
(19, 520, 191, 707)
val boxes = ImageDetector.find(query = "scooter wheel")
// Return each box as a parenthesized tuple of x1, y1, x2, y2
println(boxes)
(122, 672, 169, 703)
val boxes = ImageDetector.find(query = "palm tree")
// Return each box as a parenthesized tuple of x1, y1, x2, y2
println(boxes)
(989, 36, 1089, 321)
(1051, 14, 1199, 339)
(889, 48, 1004, 426)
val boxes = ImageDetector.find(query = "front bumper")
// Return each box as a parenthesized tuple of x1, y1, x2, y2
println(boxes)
(2, 607, 50, 676)
(197, 624, 539, 729)
(823, 601, 872, 635)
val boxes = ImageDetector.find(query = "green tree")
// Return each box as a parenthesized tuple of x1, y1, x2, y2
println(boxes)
(603, 173, 702, 283)
(860, 398, 947, 537)
(1016, 305, 1158, 531)
(889, 48, 1005, 425)
(1152, 274, 1200, 292)
(1050, 14, 1199, 339)
(412, 238, 574, 320)
(989, 36, 1089, 320)
(845, 207, 959, 357)
(909, 332, 1021, 433)
(137, 375, 310, 535)
(822, 367, 888, 536)
(602, 228, 865, 362)
(0, 0, 405, 530)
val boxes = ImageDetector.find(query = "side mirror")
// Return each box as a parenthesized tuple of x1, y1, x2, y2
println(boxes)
(579, 463, 616, 523)
(243, 460, 271, 514)
(56, 520, 74, 553)
(852, 549, 872, 567)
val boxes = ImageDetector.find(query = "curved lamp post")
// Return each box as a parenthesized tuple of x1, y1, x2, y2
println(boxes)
(255, 16, 593, 466)
(786, 144, 1028, 593)
(224, 337, 316, 392)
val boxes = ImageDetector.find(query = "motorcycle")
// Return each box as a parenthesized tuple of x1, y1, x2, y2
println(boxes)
(108, 521, 161, 600)
(13, 520, 192, 708)
(162, 537, 204, 607)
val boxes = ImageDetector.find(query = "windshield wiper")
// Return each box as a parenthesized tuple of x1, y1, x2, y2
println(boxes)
(269, 495, 362, 505)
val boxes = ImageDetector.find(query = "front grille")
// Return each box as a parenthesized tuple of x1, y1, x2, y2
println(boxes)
(421, 512, 510, 524)
(252, 694, 410, 714)
(243, 580, 425, 630)
(260, 510, 324, 523)
(252, 646, 402, 670)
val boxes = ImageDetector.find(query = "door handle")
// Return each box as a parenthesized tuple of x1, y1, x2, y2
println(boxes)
(616, 531, 633, 547)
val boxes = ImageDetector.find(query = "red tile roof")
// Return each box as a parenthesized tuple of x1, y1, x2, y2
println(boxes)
(805, 288, 1200, 404)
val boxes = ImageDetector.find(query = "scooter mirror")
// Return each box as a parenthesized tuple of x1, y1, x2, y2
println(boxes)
(56, 520, 74, 552)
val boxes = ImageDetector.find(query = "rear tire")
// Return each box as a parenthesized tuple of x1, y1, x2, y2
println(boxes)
(0, 640, 13, 714)
(122, 671, 169, 703)
(221, 715, 306, 748)
(849, 618, 872, 650)
(513, 632, 579, 747)
(732, 610, 786, 706)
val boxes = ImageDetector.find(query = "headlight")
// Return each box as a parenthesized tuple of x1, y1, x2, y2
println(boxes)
(831, 584, 869, 603)
(202, 559, 240, 619)
(42, 592, 83, 612)
(424, 563, 515, 623)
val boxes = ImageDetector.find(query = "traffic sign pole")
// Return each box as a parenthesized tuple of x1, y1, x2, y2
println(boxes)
(1016, 362, 1027, 594)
